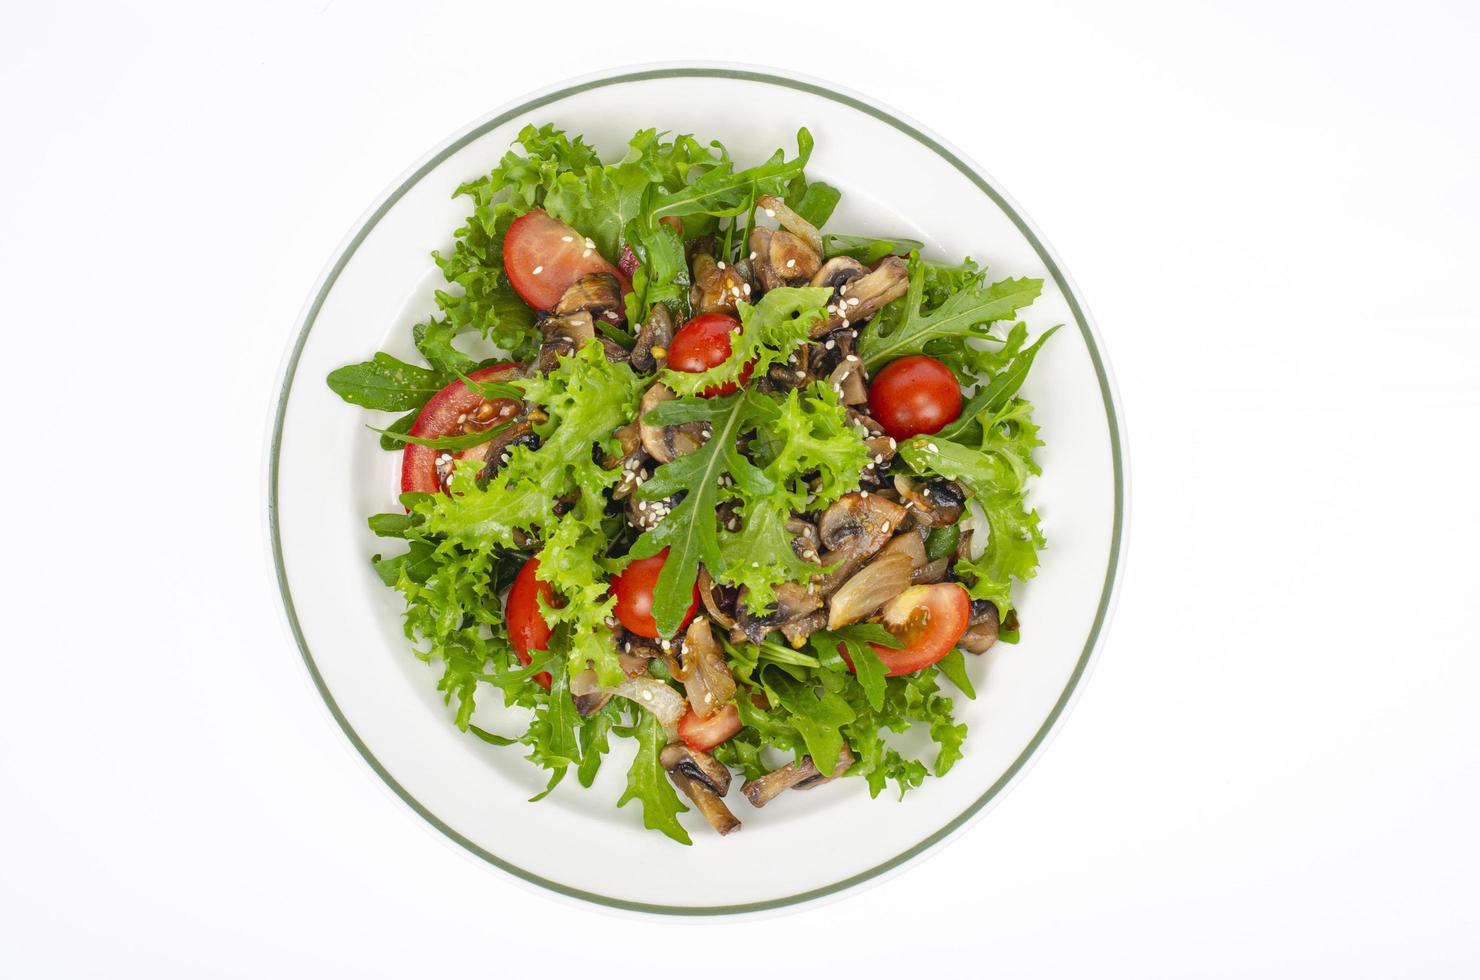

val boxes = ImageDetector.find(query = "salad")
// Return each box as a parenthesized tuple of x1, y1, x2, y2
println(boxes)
(326, 125, 1054, 843)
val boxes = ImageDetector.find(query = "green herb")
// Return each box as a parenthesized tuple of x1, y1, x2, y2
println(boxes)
(857, 255, 1043, 372)
(616, 711, 691, 845)
(326, 353, 447, 412)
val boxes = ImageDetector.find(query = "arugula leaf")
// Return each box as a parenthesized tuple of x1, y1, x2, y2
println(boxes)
(645, 128, 814, 227)
(368, 416, 513, 451)
(616, 711, 691, 845)
(577, 707, 613, 788)
(370, 540, 437, 586)
(822, 233, 923, 264)
(631, 392, 753, 636)
(788, 179, 841, 228)
(467, 725, 518, 747)
(660, 287, 832, 397)
(326, 353, 446, 411)
(857, 255, 1043, 372)
(937, 648, 977, 700)
(368, 512, 420, 538)
(378, 410, 419, 451)
(937, 325, 1059, 442)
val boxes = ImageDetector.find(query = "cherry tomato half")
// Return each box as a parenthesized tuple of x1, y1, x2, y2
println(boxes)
(505, 557, 554, 690)
(502, 208, 629, 311)
(668, 312, 753, 396)
(861, 583, 971, 677)
(866, 355, 962, 441)
(610, 548, 698, 639)
(678, 702, 741, 752)
(400, 363, 522, 497)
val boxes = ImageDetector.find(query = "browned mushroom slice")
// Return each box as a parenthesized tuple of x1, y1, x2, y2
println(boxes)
(779, 610, 827, 646)
(554, 272, 624, 325)
(536, 311, 596, 373)
(733, 582, 823, 645)
(960, 600, 1000, 654)
(826, 356, 869, 406)
(690, 253, 753, 315)
(475, 419, 540, 481)
(787, 517, 823, 565)
(756, 194, 824, 255)
(809, 255, 867, 292)
(629, 303, 674, 374)
(675, 617, 736, 719)
(894, 475, 967, 528)
(660, 743, 741, 836)
(627, 489, 678, 531)
(748, 226, 821, 293)
(818, 492, 909, 554)
(569, 668, 612, 716)
(827, 548, 916, 629)
(740, 746, 855, 808)
(810, 255, 910, 337)
(638, 383, 708, 464)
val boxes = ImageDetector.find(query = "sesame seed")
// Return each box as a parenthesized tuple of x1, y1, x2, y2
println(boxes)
(826, 305, 837, 315)
(764, 208, 776, 218)
(717, 261, 726, 270)
(874, 454, 884, 464)
(641, 689, 654, 701)
(532, 265, 543, 275)
(660, 639, 670, 651)
(785, 259, 796, 269)
(860, 490, 870, 498)
(840, 284, 849, 295)
(847, 297, 860, 307)
(824, 339, 836, 350)
(582, 249, 592, 258)
(742, 284, 751, 295)
(704, 692, 714, 703)
(749, 251, 757, 260)
(585, 238, 595, 249)
(561, 235, 573, 242)
(795, 370, 807, 380)
(888, 438, 897, 448)
(926, 443, 940, 452)
(751, 561, 760, 568)
(881, 521, 891, 533)
(846, 354, 859, 363)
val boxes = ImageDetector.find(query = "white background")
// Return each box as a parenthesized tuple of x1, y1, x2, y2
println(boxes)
(2, 1, 1477, 976)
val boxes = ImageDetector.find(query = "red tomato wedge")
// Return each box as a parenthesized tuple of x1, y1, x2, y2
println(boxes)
(668, 312, 753, 397)
(678, 702, 741, 751)
(844, 583, 971, 677)
(502, 209, 629, 311)
(610, 548, 698, 639)
(866, 355, 962, 441)
(400, 364, 522, 496)
(505, 557, 554, 691)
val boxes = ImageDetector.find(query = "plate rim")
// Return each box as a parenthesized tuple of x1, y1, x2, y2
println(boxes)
(267, 62, 1129, 917)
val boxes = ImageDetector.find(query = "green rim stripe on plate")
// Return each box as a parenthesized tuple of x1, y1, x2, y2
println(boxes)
(268, 66, 1125, 916)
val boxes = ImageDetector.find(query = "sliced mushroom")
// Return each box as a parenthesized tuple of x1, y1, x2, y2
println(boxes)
(629, 303, 674, 374)
(475, 419, 540, 480)
(638, 383, 708, 464)
(554, 272, 624, 325)
(827, 357, 869, 406)
(779, 610, 827, 646)
(787, 517, 822, 565)
(536, 311, 596, 373)
(895, 475, 967, 528)
(733, 582, 823, 645)
(627, 489, 678, 531)
(809, 255, 867, 292)
(690, 253, 752, 315)
(740, 746, 855, 808)
(818, 492, 909, 553)
(661, 744, 740, 836)
(960, 622, 998, 654)
(756, 194, 823, 255)
(913, 557, 949, 585)
(675, 617, 736, 719)
(811, 255, 910, 337)
(749, 226, 821, 293)
(696, 568, 738, 631)
(827, 548, 916, 629)
(569, 667, 612, 716)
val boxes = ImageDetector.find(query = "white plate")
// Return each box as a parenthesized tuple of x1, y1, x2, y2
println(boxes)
(269, 65, 1127, 916)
